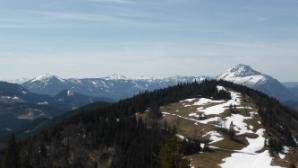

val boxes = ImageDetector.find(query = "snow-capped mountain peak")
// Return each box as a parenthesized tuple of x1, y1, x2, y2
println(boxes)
(217, 64, 267, 87)
(217, 64, 295, 101)
(102, 74, 128, 80)
(30, 74, 65, 83)
(220, 64, 261, 78)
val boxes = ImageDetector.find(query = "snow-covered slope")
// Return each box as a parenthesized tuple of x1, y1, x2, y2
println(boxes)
(217, 64, 268, 87)
(160, 85, 296, 168)
(217, 64, 294, 101)
(22, 74, 69, 96)
(22, 75, 208, 100)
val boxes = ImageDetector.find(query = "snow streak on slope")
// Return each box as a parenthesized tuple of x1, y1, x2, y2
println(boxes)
(221, 129, 283, 168)
(199, 90, 241, 115)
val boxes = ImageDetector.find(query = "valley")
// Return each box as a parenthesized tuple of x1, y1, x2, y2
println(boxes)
(0, 82, 110, 143)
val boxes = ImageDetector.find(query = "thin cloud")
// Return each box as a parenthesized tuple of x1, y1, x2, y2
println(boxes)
(32, 9, 176, 27)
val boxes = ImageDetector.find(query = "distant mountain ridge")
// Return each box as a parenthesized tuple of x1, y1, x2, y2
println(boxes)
(9, 64, 298, 108)
(22, 74, 208, 100)
(20, 65, 297, 103)
(284, 82, 298, 88)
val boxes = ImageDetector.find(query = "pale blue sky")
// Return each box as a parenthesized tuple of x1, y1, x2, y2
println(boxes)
(0, 0, 298, 81)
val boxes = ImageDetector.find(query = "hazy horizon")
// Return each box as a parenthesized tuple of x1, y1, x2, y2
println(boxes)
(1, 0, 298, 81)
(1, 63, 296, 83)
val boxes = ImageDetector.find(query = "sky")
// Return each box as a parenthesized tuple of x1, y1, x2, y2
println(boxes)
(0, 0, 298, 81)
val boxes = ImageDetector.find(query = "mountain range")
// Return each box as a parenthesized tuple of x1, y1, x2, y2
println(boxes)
(19, 64, 298, 105)
(0, 64, 297, 142)
(22, 74, 208, 100)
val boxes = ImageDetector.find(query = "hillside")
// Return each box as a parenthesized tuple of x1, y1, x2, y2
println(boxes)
(161, 84, 298, 167)
(0, 82, 110, 143)
(0, 82, 64, 143)
(2, 81, 298, 168)
(54, 89, 112, 110)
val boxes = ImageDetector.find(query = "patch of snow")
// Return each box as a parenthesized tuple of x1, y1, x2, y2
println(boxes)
(197, 107, 204, 111)
(37, 101, 49, 105)
(195, 116, 219, 125)
(12, 96, 20, 100)
(103, 74, 128, 80)
(278, 153, 286, 159)
(183, 98, 197, 102)
(283, 146, 289, 153)
(278, 146, 290, 159)
(189, 113, 200, 118)
(200, 90, 241, 115)
(176, 134, 188, 142)
(221, 129, 284, 168)
(163, 112, 207, 125)
(193, 98, 224, 106)
(217, 85, 227, 91)
(67, 90, 75, 96)
(220, 75, 267, 87)
(279, 146, 290, 159)
(223, 114, 254, 135)
(200, 143, 205, 149)
(292, 136, 298, 145)
(204, 131, 224, 144)
(92, 81, 97, 85)
(1, 96, 16, 100)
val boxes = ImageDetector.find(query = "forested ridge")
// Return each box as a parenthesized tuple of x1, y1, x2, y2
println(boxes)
(1, 80, 297, 168)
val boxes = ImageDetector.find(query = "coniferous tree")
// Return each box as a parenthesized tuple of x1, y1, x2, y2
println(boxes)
(3, 134, 20, 168)
(229, 122, 236, 139)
